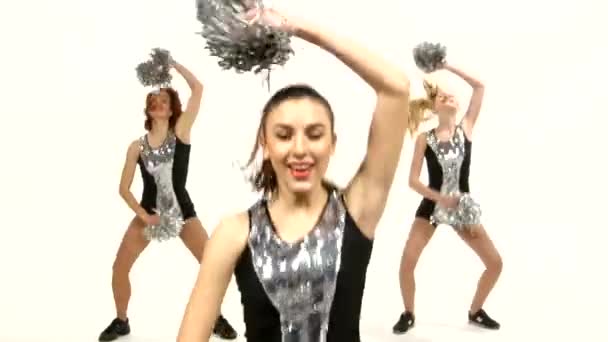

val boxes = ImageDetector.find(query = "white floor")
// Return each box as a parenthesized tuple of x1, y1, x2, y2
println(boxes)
(2, 213, 604, 342)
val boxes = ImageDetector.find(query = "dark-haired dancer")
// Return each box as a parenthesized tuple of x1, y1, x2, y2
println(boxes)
(177, 7, 411, 342)
(98, 60, 237, 341)
(393, 63, 502, 334)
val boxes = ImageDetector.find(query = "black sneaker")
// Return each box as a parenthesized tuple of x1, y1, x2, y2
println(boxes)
(98, 318, 130, 341)
(213, 314, 237, 340)
(393, 311, 415, 334)
(468, 309, 500, 329)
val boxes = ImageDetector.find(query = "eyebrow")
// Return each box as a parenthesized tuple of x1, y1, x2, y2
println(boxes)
(273, 123, 326, 129)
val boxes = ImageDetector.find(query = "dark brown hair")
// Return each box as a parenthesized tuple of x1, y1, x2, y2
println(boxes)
(144, 87, 183, 131)
(246, 84, 335, 195)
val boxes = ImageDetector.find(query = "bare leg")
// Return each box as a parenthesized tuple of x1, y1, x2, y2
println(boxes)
(456, 225, 503, 313)
(399, 218, 436, 313)
(179, 217, 208, 262)
(112, 217, 150, 320)
(179, 218, 237, 340)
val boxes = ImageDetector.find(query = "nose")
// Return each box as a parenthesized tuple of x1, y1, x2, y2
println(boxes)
(292, 134, 307, 157)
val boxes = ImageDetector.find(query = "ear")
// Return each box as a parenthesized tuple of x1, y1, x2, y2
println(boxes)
(331, 133, 337, 155)
(259, 134, 269, 159)
(263, 146, 269, 159)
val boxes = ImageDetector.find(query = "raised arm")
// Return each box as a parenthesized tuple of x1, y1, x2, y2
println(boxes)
(119, 141, 153, 222)
(443, 64, 484, 137)
(173, 62, 204, 143)
(177, 214, 248, 342)
(287, 15, 410, 236)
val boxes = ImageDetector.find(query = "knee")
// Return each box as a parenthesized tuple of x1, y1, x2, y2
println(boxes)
(112, 258, 132, 277)
(400, 246, 422, 273)
(487, 254, 503, 274)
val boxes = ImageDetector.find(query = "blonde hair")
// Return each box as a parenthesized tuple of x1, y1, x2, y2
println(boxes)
(408, 80, 438, 134)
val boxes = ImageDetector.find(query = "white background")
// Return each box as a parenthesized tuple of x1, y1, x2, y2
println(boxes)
(0, 0, 606, 341)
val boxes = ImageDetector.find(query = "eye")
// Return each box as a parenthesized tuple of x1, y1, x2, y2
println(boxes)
(274, 130, 291, 140)
(308, 131, 324, 140)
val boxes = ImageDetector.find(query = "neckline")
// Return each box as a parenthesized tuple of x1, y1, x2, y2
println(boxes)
(263, 191, 332, 245)
(433, 125, 459, 143)
(145, 131, 171, 150)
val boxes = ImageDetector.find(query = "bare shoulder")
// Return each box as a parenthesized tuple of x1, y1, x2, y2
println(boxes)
(415, 131, 429, 146)
(126, 139, 141, 160)
(211, 211, 250, 252)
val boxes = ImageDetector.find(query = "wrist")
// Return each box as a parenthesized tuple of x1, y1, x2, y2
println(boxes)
(289, 17, 316, 39)
(288, 16, 304, 36)
(136, 209, 149, 219)
(431, 192, 443, 202)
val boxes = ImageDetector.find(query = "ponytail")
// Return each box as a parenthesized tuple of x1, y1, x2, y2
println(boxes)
(407, 80, 438, 134)
(408, 98, 433, 134)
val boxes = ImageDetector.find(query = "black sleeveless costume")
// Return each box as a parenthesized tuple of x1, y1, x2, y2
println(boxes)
(234, 190, 374, 342)
(137, 131, 196, 220)
(415, 124, 472, 227)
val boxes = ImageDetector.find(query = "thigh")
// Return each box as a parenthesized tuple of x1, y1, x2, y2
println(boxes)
(179, 217, 208, 262)
(114, 216, 150, 272)
(456, 225, 501, 266)
(403, 218, 436, 263)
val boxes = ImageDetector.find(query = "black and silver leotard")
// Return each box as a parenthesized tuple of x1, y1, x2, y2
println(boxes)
(234, 189, 374, 342)
(137, 131, 196, 240)
(415, 123, 477, 227)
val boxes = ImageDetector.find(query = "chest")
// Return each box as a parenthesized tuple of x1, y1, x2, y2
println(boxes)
(426, 128, 467, 169)
(245, 196, 346, 323)
(139, 135, 177, 174)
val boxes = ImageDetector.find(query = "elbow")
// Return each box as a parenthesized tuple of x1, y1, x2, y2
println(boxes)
(394, 76, 410, 96)
(118, 187, 129, 199)
(408, 177, 417, 190)
(192, 82, 204, 94)
(378, 75, 410, 97)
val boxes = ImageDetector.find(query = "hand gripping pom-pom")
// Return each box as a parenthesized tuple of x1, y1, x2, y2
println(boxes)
(413, 42, 447, 73)
(196, 0, 294, 75)
(143, 209, 184, 242)
(136, 48, 174, 87)
(455, 193, 482, 229)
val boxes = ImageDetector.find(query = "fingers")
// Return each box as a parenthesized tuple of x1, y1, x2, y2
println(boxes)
(244, 9, 259, 24)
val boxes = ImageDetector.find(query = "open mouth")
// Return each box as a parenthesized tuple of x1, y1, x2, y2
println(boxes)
(288, 163, 313, 180)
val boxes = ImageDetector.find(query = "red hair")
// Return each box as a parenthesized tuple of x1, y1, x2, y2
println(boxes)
(143, 87, 183, 131)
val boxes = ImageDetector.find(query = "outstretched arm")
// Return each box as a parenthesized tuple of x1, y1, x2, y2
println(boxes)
(173, 62, 204, 143)
(443, 64, 484, 137)
(285, 15, 410, 237)
(177, 214, 248, 342)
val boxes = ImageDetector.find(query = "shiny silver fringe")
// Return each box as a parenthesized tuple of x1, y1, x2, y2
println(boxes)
(196, 0, 293, 75)
(455, 193, 482, 229)
(136, 48, 174, 87)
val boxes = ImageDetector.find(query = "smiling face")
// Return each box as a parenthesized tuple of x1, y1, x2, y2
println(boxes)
(262, 97, 336, 195)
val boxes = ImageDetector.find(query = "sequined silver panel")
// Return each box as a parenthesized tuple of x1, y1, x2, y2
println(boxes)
(248, 190, 346, 342)
(139, 132, 184, 241)
(427, 125, 481, 228)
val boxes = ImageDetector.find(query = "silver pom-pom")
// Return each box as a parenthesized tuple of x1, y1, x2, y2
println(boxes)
(196, 0, 293, 74)
(136, 48, 174, 87)
(143, 209, 184, 242)
(454, 193, 482, 229)
(413, 42, 446, 73)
